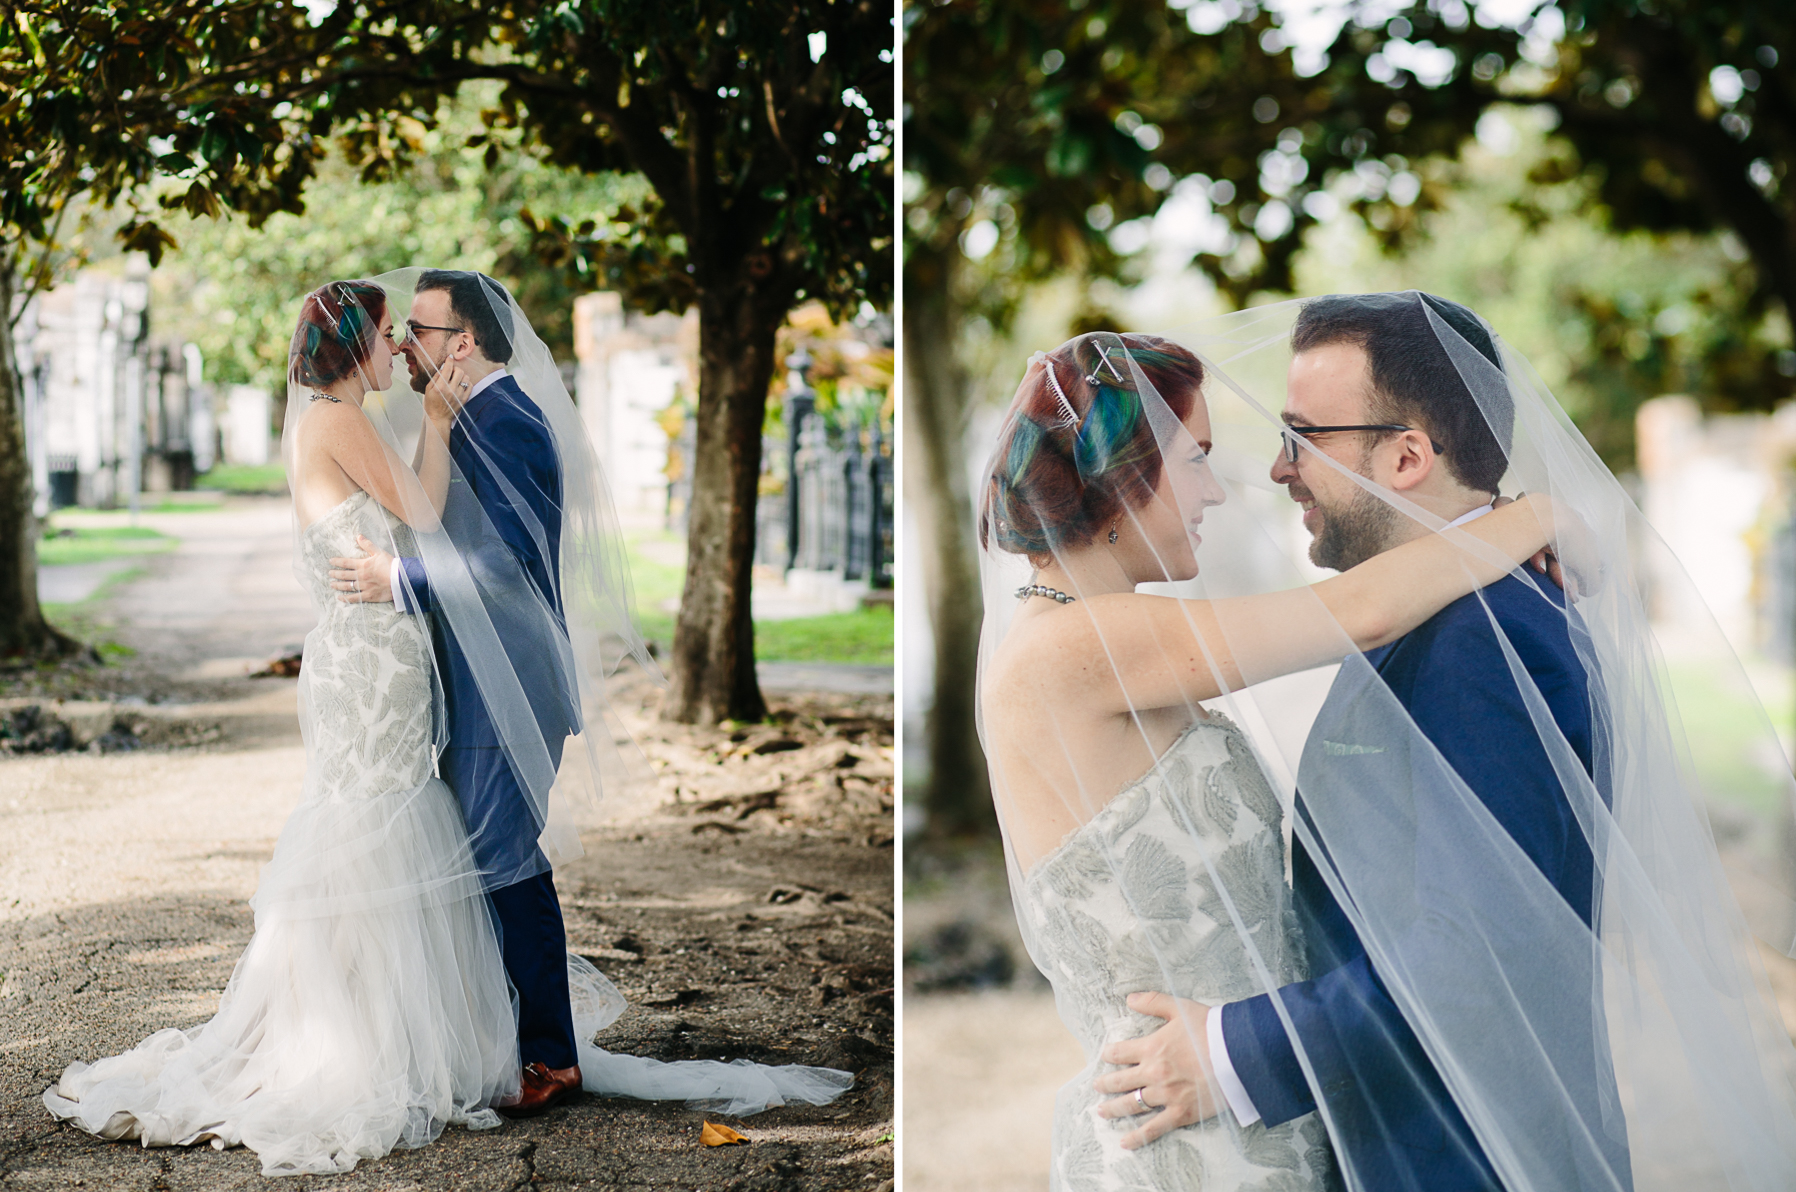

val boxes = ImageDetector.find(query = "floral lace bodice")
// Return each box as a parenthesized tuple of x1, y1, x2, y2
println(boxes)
(296, 492, 436, 801)
(1018, 716, 1337, 1191)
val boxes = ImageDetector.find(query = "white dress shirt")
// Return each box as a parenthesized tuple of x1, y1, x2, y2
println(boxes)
(1207, 497, 1497, 1126)
(390, 369, 509, 613)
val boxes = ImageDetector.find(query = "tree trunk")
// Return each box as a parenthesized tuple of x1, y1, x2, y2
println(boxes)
(0, 265, 82, 662)
(662, 280, 785, 725)
(905, 252, 993, 837)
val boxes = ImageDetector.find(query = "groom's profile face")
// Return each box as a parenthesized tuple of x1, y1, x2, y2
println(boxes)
(1272, 341, 1401, 571)
(401, 288, 468, 395)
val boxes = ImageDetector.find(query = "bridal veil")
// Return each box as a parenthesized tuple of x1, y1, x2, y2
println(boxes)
(975, 293, 1796, 1191)
(280, 266, 657, 893)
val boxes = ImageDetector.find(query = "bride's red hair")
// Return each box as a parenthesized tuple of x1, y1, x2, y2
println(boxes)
(289, 281, 389, 387)
(980, 334, 1204, 569)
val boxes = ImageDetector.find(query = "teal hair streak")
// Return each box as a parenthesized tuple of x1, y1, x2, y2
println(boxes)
(1072, 378, 1143, 480)
(992, 415, 1048, 552)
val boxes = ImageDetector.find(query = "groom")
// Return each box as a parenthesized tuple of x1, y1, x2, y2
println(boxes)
(1098, 294, 1630, 1189)
(328, 269, 584, 1117)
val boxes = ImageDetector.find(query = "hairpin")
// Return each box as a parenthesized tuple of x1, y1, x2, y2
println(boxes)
(1043, 360, 1080, 430)
(1087, 341, 1127, 386)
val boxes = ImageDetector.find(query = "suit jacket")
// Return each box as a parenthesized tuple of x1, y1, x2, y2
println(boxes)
(1220, 574, 1631, 1192)
(397, 372, 580, 882)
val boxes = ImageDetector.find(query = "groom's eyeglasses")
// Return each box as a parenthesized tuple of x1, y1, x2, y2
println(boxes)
(1280, 424, 1443, 464)
(389, 320, 467, 348)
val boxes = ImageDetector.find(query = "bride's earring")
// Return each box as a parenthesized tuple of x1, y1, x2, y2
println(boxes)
(1108, 522, 1119, 545)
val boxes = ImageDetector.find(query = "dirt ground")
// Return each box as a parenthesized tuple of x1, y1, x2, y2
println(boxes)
(0, 498, 894, 1191)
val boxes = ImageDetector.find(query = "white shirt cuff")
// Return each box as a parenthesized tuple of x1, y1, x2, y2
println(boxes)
(390, 557, 408, 613)
(1208, 1002, 1261, 1126)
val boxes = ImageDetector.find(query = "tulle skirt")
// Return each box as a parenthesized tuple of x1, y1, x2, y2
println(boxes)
(43, 769, 855, 1177)
(43, 776, 520, 1177)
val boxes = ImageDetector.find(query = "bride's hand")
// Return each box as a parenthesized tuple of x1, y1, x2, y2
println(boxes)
(1501, 492, 1602, 598)
(424, 362, 470, 424)
(1092, 992, 1222, 1147)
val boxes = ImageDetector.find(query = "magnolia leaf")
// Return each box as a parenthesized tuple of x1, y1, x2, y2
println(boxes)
(700, 1121, 748, 1147)
(115, 218, 179, 266)
(199, 124, 233, 164)
(181, 183, 221, 220)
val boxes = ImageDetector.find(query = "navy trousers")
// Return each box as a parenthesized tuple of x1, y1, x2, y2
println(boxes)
(487, 870, 579, 1070)
(440, 745, 578, 1072)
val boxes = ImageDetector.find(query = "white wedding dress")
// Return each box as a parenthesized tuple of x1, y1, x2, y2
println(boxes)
(43, 492, 851, 1176)
(1018, 716, 1338, 1191)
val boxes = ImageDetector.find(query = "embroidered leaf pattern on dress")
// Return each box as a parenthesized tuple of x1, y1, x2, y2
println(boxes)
(1229, 731, 1285, 832)
(1201, 763, 1240, 836)
(1121, 836, 1188, 921)
(1018, 719, 1338, 1191)
(297, 494, 438, 802)
(1239, 1119, 1304, 1170)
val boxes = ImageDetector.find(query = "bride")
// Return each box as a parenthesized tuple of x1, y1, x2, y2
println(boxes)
(978, 330, 1567, 1190)
(43, 274, 851, 1176)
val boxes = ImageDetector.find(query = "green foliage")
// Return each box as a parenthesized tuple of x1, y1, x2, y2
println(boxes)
(1290, 0, 1796, 413)
(904, 0, 1309, 327)
(146, 85, 649, 392)
(1296, 109, 1787, 470)
(1664, 661, 1793, 818)
(496, 0, 895, 319)
(2, 0, 893, 326)
(907, 0, 1796, 455)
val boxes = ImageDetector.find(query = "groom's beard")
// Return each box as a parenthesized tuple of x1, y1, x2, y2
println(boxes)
(1293, 473, 1403, 572)
(404, 350, 435, 395)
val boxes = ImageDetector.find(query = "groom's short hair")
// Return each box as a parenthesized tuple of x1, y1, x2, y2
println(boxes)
(1292, 293, 1512, 494)
(417, 270, 515, 364)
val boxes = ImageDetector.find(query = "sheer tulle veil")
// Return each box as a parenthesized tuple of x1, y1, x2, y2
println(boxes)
(275, 267, 851, 1117)
(279, 266, 659, 890)
(975, 294, 1796, 1191)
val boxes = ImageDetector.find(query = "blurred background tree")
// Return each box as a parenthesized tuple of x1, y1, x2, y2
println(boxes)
(1, 0, 893, 724)
(151, 84, 651, 398)
(905, 0, 1796, 839)
(150, 86, 650, 400)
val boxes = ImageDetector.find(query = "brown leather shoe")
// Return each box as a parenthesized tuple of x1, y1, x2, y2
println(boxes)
(494, 1062, 583, 1119)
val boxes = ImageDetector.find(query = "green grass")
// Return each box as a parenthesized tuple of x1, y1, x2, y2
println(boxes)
(621, 531, 893, 664)
(755, 606, 893, 664)
(632, 606, 895, 665)
(41, 565, 147, 656)
(39, 526, 176, 567)
(195, 462, 287, 494)
(1663, 661, 1794, 819)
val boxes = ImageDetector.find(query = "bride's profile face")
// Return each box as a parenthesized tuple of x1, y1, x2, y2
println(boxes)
(367, 312, 396, 391)
(1124, 397, 1224, 582)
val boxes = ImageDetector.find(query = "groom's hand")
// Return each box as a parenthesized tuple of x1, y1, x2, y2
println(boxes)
(1093, 992, 1220, 1148)
(329, 535, 395, 603)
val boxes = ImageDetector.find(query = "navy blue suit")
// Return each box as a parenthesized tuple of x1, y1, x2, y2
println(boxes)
(1220, 575, 1631, 1191)
(398, 372, 581, 1070)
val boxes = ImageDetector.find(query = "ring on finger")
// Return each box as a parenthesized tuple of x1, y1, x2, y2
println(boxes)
(1134, 1087, 1150, 1111)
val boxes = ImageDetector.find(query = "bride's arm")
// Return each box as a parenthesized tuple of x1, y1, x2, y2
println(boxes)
(1048, 494, 1564, 712)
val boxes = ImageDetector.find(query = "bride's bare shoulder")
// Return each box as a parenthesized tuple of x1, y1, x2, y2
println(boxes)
(984, 603, 1082, 691)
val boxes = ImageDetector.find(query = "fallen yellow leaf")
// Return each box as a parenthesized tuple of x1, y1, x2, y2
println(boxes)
(701, 1121, 748, 1147)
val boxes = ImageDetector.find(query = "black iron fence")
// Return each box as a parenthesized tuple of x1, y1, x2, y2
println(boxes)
(778, 405, 893, 585)
(670, 363, 892, 590)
